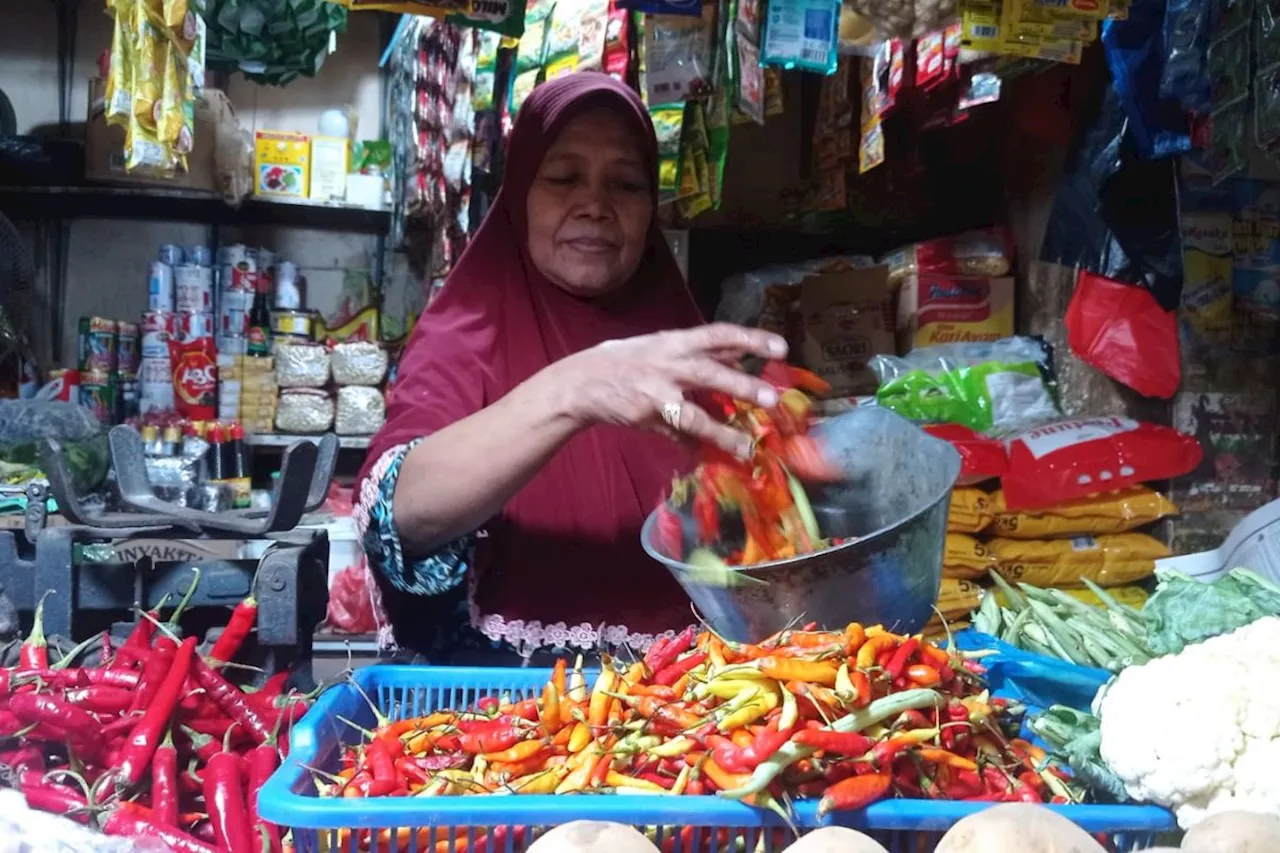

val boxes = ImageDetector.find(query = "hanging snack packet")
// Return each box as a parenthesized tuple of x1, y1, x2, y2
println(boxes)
(472, 32, 501, 110)
(156, 42, 194, 155)
(916, 30, 945, 88)
(141, 0, 198, 55)
(945, 533, 998, 576)
(1260, 0, 1280, 70)
(515, 10, 551, 72)
(449, 0, 531, 37)
(131, 17, 168, 134)
(577, 0, 611, 67)
(1207, 28, 1250, 108)
(509, 67, 542, 114)
(988, 533, 1170, 588)
(650, 103, 685, 201)
(923, 423, 1009, 484)
(644, 12, 715, 103)
(604, 0, 632, 80)
(677, 103, 713, 217)
(1002, 417, 1203, 511)
(1209, 100, 1249, 184)
(736, 35, 767, 123)
(949, 487, 994, 533)
(989, 486, 1178, 539)
(936, 577, 984, 618)
(105, 11, 135, 128)
(870, 337, 1061, 435)
(618, 0, 703, 15)
(545, 0, 585, 77)
(762, 0, 839, 73)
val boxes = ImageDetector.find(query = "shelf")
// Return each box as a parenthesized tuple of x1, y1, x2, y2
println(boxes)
(245, 433, 371, 450)
(0, 184, 391, 233)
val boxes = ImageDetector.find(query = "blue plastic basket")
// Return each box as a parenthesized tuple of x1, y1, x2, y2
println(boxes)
(258, 664, 1176, 853)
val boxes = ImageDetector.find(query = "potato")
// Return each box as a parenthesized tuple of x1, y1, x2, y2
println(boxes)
(526, 821, 659, 853)
(935, 803, 1108, 853)
(1181, 811, 1280, 853)
(784, 827, 890, 852)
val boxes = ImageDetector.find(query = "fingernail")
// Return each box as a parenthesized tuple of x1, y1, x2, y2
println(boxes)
(757, 387, 778, 407)
(768, 339, 788, 357)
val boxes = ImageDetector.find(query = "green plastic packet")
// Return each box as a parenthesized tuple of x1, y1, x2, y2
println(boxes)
(650, 102, 685, 203)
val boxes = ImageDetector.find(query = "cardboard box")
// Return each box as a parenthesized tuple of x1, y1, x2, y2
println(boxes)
(798, 265, 895, 397)
(897, 273, 1015, 352)
(84, 78, 221, 192)
(255, 131, 310, 198)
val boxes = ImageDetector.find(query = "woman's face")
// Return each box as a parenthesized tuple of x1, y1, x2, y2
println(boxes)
(526, 108, 654, 298)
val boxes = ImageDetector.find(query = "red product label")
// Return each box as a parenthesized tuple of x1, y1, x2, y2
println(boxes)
(915, 275, 995, 327)
(916, 33, 945, 89)
(1002, 417, 1203, 510)
(170, 338, 217, 420)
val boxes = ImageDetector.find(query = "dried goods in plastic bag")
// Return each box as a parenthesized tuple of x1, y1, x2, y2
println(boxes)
(871, 337, 1060, 435)
(1064, 269, 1181, 399)
(987, 532, 1170, 587)
(949, 487, 994, 533)
(990, 486, 1178, 539)
(945, 532, 998, 575)
(923, 422, 1009, 484)
(882, 226, 1015, 284)
(1002, 416, 1203, 510)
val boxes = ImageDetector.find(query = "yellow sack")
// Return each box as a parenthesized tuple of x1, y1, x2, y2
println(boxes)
(990, 487, 1178, 539)
(923, 615, 970, 645)
(988, 533, 1170, 587)
(948, 487, 993, 534)
(991, 584, 1150, 610)
(936, 577, 983, 619)
(944, 533, 998, 578)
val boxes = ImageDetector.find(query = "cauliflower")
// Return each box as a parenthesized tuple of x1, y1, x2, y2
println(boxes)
(1095, 615, 1280, 829)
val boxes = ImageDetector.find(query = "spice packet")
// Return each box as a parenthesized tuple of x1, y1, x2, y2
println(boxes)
(650, 103, 685, 201)
(737, 0, 763, 43)
(578, 0, 611, 67)
(644, 11, 716, 103)
(736, 33, 766, 123)
(604, 0, 632, 80)
(958, 69, 1003, 109)
(131, 16, 167, 134)
(762, 0, 839, 73)
(545, 0, 584, 77)
(106, 11, 135, 128)
(677, 102, 713, 218)
(706, 85, 730, 207)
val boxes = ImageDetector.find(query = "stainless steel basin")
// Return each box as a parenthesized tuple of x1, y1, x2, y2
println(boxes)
(640, 407, 961, 643)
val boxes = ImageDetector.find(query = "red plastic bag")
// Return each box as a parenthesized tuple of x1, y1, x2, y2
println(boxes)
(1003, 417, 1202, 510)
(1065, 270, 1180, 399)
(923, 423, 1009, 485)
(325, 559, 379, 635)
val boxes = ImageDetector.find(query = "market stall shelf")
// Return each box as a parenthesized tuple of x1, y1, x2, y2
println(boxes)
(0, 185, 391, 233)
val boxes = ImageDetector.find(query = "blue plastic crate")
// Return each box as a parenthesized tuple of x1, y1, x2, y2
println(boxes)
(258, 664, 1176, 853)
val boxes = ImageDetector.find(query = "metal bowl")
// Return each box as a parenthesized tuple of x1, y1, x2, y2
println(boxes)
(641, 407, 961, 643)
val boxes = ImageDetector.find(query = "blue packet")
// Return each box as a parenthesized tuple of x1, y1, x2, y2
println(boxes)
(761, 0, 839, 74)
(617, 0, 702, 17)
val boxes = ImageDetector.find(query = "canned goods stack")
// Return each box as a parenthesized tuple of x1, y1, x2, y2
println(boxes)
(76, 316, 119, 424)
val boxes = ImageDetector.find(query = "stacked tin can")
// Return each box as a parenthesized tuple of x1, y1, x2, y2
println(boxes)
(76, 316, 118, 424)
(141, 247, 179, 414)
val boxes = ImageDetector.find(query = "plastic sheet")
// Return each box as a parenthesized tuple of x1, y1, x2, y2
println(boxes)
(0, 789, 152, 853)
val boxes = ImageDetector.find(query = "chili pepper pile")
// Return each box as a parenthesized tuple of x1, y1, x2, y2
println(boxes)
(0, 570, 312, 853)
(318, 623, 1085, 852)
(656, 362, 846, 568)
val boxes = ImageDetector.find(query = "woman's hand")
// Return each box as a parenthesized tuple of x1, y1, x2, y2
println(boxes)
(539, 323, 790, 458)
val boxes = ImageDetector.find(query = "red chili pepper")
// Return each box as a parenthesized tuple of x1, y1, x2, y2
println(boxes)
(646, 626, 696, 674)
(130, 644, 178, 714)
(366, 739, 398, 783)
(111, 596, 170, 671)
(817, 772, 892, 816)
(246, 743, 283, 853)
(204, 738, 252, 853)
(8, 692, 99, 751)
(790, 729, 874, 755)
(151, 730, 179, 827)
(692, 489, 720, 543)
(208, 595, 258, 663)
(63, 685, 135, 715)
(20, 779, 88, 820)
(178, 726, 222, 764)
(117, 637, 198, 787)
(178, 759, 202, 795)
(102, 808, 219, 853)
(191, 657, 274, 745)
(19, 592, 53, 670)
(247, 672, 290, 711)
(0, 746, 45, 774)
(458, 726, 522, 755)
(709, 722, 795, 773)
(653, 650, 708, 686)
(885, 638, 919, 680)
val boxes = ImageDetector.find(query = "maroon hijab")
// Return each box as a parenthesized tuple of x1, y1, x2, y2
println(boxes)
(362, 74, 702, 641)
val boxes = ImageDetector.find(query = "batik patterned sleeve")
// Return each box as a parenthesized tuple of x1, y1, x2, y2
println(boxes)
(355, 439, 475, 596)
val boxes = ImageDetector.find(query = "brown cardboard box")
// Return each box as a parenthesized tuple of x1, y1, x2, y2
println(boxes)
(84, 78, 221, 192)
(896, 274, 1015, 352)
(798, 265, 895, 397)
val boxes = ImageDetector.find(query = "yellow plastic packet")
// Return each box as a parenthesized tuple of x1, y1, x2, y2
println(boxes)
(131, 17, 167, 133)
(936, 578, 984, 619)
(949, 487, 994, 534)
(105, 12, 135, 128)
(945, 533, 998, 577)
(124, 103, 176, 174)
(988, 533, 1170, 588)
(141, 0, 197, 56)
(155, 42, 191, 149)
(990, 487, 1178, 539)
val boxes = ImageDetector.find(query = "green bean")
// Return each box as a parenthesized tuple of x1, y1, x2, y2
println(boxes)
(987, 570, 1027, 611)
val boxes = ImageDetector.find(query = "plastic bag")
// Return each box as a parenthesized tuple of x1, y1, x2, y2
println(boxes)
(990, 486, 1178, 538)
(871, 336, 1061, 435)
(1064, 269, 1181, 399)
(326, 559, 380, 634)
(1002, 416, 1203, 510)
(922, 423, 1009, 484)
(644, 12, 715, 104)
(948, 487, 994, 533)
(988, 532, 1170, 587)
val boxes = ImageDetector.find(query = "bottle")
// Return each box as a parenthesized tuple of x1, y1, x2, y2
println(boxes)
(161, 424, 182, 457)
(181, 421, 202, 458)
(247, 276, 273, 357)
(227, 422, 251, 508)
(206, 423, 227, 482)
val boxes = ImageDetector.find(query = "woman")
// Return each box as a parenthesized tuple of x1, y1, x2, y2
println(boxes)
(356, 74, 785, 664)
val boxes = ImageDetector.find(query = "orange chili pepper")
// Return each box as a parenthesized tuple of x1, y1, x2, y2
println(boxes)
(915, 747, 978, 772)
(551, 659, 567, 696)
(629, 684, 678, 701)
(481, 738, 547, 764)
(587, 670, 617, 728)
(782, 631, 843, 648)
(558, 698, 583, 726)
(817, 772, 892, 816)
(856, 634, 899, 669)
(551, 724, 574, 749)
(566, 721, 591, 753)
(540, 682, 561, 735)
(756, 656, 839, 686)
(731, 729, 755, 748)
(843, 622, 867, 656)
(918, 643, 951, 670)
(702, 756, 753, 793)
(905, 664, 942, 687)
(607, 697, 623, 726)
(671, 674, 692, 698)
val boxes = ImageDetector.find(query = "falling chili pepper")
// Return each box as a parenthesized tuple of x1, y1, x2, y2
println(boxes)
(885, 638, 920, 680)
(208, 594, 258, 664)
(18, 591, 53, 670)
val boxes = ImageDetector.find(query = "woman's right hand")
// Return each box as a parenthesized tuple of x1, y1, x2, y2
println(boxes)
(538, 323, 790, 458)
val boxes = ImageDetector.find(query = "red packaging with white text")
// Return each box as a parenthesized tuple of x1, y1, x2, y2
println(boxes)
(169, 337, 218, 420)
(924, 422, 1009, 485)
(1003, 417, 1203, 510)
